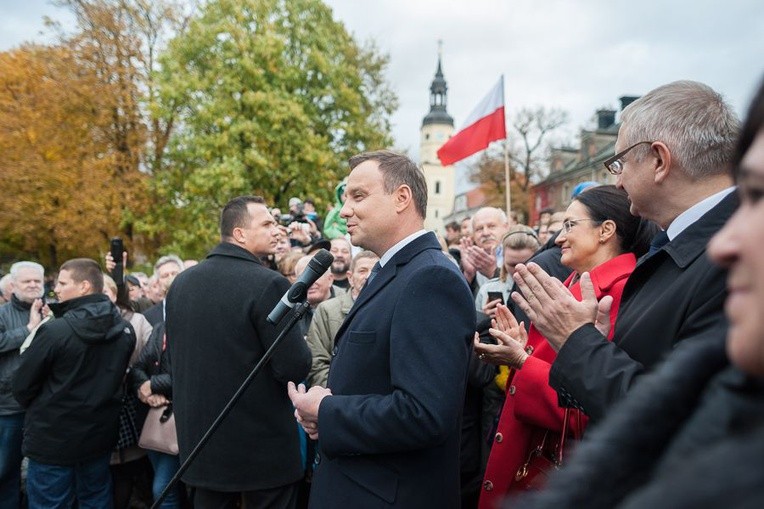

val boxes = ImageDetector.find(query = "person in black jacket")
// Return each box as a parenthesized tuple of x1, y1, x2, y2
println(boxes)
(130, 322, 182, 508)
(510, 80, 740, 422)
(166, 196, 311, 509)
(13, 258, 135, 508)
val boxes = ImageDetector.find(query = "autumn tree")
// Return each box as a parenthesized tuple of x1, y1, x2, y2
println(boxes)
(0, 45, 141, 266)
(0, 0, 186, 267)
(508, 106, 568, 191)
(142, 0, 398, 256)
(55, 0, 189, 257)
(469, 149, 529, 220)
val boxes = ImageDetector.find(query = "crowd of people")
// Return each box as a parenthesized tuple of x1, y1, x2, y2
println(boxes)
(1, 75, 763, 509)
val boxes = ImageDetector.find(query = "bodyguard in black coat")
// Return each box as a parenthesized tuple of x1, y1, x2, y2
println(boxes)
(167, 197, 311, 508)
(511, 80, 740, 421)
(289, 151, 476, 509)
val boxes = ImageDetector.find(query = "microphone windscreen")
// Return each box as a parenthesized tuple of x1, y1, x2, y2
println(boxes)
(311, 249, 334, 270)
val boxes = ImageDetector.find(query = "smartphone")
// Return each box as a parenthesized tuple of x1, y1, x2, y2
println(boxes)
(110, 237, 124, 284)
(486, 291, 504, 305)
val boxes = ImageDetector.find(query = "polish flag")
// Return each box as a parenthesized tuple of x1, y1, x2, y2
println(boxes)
(437, 76, 506, 166)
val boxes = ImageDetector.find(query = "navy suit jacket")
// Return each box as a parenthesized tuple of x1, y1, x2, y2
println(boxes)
(309, 232, 476, 508)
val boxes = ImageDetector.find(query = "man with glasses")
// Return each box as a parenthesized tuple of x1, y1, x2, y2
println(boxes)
(511, 80, 739, 421)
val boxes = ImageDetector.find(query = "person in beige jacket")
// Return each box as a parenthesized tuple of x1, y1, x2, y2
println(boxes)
(306, 250, 378, 388)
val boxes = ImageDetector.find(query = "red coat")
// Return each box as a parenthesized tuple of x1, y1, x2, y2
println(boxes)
(478, 253, 636, 509)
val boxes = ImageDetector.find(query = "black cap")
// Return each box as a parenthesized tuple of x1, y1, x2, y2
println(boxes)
(305, 238, 331, 255)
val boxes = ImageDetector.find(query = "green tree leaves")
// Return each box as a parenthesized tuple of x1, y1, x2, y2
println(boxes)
(144, 0, 396, 256)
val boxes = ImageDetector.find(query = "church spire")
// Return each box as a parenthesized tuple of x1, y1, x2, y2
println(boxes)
(422, 40, 454, 127)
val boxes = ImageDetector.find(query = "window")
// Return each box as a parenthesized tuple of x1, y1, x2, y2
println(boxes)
(435, 181, 441, 194)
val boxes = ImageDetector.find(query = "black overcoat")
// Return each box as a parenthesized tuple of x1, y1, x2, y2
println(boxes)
(309, 232, 476, 508)
(166, 242, 311, 491)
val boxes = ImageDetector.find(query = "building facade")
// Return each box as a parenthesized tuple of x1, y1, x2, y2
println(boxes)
(529, 96, 638, 224)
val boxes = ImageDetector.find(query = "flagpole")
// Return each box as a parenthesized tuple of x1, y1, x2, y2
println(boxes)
(504, 138, 511, 215)
(501, 75, 511, 215)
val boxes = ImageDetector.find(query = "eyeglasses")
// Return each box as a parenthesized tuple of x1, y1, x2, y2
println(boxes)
(603, 141, 654, 175)
(561, 218, 602, 234)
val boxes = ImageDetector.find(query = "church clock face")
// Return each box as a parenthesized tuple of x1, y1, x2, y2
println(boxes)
(436, 133, 444, 141)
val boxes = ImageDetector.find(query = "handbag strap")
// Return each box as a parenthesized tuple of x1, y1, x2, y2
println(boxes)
(554, 407, 570, 465)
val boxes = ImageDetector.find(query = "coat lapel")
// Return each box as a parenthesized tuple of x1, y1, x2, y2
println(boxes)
(334, 232, 441, 342)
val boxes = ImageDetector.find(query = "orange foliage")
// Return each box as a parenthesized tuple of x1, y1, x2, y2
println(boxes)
(0, 44, 148, 268)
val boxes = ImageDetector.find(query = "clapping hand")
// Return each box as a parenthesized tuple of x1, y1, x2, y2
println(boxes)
(473, 304, 529, 369)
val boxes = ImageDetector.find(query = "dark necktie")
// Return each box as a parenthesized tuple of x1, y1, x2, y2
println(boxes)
(647, 230, 670, 256)
(364, 261, 382, 289)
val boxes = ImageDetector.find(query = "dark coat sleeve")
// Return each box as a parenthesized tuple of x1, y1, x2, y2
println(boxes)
(550, 279, 729, 421)
(130, 323, 172, 398)
(513, 336, 728, 509)
(12, 324, 58, 408)
(255, 276, 311, 385)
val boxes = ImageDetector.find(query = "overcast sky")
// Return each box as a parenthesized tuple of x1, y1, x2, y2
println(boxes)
(3, 0, 763, 167)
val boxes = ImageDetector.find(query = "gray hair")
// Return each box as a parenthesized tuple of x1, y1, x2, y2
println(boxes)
(620, 80, 740, 179)
(472, 207, 508, 230)
(350, 250, 379, 273)
(0, 274, 12, 294)
(10, 261, 44, 280)
(154, 255, 184, 275)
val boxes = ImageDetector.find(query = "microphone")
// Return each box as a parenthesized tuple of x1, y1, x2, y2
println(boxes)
(267, 249, 334, 325)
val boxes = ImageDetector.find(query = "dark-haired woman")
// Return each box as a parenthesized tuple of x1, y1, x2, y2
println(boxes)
(474, 185, 657, 507)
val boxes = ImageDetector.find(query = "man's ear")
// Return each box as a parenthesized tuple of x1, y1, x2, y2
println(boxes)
(231, 226, 246, 244)
(80, 279, 93, 297)
(652, 141, 672, 184)
(394, 184, 413, 213)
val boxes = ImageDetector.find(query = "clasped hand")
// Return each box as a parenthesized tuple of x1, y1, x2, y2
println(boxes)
(288, 382, 331, 440)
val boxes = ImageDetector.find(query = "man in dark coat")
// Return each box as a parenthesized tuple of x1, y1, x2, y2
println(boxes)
(13, 258, 135, 507)
(511, 80, 740, 421)
(166, 196, 311, 509)
(289, 151, 476, 508)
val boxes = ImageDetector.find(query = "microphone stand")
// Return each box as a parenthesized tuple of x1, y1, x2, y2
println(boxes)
(151, 301, 311, 509)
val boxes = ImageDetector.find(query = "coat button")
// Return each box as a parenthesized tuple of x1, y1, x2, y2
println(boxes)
(314, 452, 321, 465)
(494, 432, 503, 443)
(525, 345, 534, 354)
(483, 480, 494, 491)
(332, 345, 338, 356)
(508, 385, 516, 395)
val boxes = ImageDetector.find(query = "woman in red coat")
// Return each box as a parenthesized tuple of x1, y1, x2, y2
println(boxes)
(474, 185, 657, 508)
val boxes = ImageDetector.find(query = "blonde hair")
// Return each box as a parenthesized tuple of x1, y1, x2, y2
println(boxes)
(499, 225, 540, 282)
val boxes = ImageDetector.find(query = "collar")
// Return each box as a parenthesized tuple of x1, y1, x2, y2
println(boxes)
(11, 293, 33, 311)
(378, 229, 428, 268)
(637, 190, 739, 270)
(48, 293, 110, 316)
(667, 187, 735, 241)
(565, 253, 637, 299)
(207, 242, 264, 265)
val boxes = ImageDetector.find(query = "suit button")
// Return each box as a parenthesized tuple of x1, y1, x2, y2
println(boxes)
(525, 345, 534, 354)
(508, 385, 516, 395)
(494, 432, 503, 443)
(314, 452, 321, 465)
(332, 346, 338, 356)
(483, 480, 494, 491)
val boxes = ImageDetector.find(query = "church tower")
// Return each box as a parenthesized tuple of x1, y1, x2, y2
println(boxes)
(420, 42, 455, 233)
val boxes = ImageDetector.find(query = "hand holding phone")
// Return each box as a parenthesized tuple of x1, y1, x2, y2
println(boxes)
(110, 237, 125, 284)
(486, 291, 505, 306)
